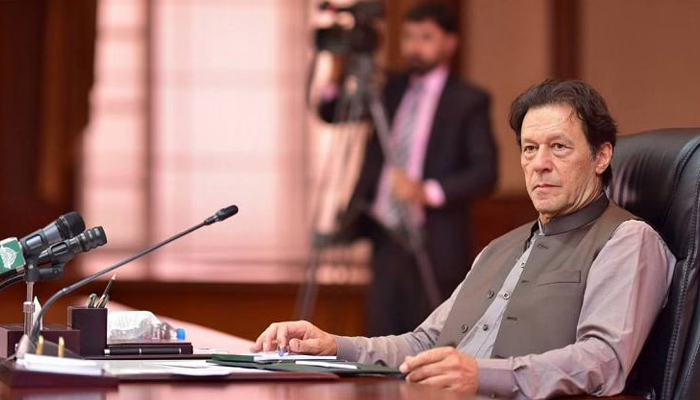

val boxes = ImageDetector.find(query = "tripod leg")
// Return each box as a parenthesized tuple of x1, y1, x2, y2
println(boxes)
(294, 249, 323, 320)
(295, 94, 367, 321)
(367, 94, 443, 309)
(409, 232, 442, 309)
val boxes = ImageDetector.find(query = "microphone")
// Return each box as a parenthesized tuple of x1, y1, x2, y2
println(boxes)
(204, 205, 238, 225)
(21, 212, 86, 259)
(0, 212, 86, 279)
(35, 227, 107, 267)
(17, 205, 239, 357)
(0, 228, 106, 293)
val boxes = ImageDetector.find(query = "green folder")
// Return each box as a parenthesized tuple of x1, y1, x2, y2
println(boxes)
(209, 355, 402, 377)
(210, 354, 264, 363)
(209, 354, 338, 364)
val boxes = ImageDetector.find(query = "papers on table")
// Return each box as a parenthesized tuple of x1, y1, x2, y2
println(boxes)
(295, 361, 358, 370)
(99, 359, 272, 377)
(17, 354, 104, 376)
(239, 353, 337, 362)
(146, 360, 265, 376)
(193, 347, 229, 355)
(16, 354, 346, 379)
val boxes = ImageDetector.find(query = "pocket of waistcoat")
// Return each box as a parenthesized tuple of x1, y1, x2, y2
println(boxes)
(535, 270, 581, 286)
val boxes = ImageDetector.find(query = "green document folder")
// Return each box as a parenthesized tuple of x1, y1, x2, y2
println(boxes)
(209, 354, 402, 377)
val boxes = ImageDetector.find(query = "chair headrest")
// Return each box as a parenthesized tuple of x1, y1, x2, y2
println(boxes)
(606, 128, 700, 257)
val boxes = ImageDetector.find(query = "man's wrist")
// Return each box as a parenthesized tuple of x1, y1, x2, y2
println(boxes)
(475, 358, 517, 397)
(333, 335, 358, 361)
(423, 179, 446, 207)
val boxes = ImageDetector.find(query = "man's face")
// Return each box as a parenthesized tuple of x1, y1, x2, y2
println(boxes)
(520, 103, 612, 224)
(400, 20, 456, 75)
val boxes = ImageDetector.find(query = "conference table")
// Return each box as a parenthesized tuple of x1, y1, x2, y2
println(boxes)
(0, 303, 642, 400)
(0, 376, 645, 400)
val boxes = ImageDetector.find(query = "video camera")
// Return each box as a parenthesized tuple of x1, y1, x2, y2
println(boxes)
(314, 1, 384, 56)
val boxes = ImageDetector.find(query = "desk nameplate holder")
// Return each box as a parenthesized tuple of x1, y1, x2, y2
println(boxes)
(0, 324, 81, 359)
(0, 306, 116, 388)
(0, 359, 120, 388)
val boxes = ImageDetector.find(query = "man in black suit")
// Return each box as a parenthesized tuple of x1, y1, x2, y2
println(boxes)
(320, 2, 497, 335)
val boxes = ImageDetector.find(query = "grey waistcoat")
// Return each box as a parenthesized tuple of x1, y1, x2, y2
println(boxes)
(436, 196, 635, 358)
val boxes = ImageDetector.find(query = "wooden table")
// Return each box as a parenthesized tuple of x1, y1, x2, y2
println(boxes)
(0, 301, 644, 400)
(0, 378, 645, 400)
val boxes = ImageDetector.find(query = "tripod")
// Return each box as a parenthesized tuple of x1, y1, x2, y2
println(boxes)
(294, 52, 442, 321)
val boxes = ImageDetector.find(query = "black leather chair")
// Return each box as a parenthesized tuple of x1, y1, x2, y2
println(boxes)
(605, 128, 700, 400)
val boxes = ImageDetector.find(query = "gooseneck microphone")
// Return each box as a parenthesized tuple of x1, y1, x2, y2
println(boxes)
(19, 205, 238, 356)
(204, 205, 238, 225)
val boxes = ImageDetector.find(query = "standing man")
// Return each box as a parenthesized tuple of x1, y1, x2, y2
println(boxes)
(322, 2, 498, 336)
(255, 79, 675, 398)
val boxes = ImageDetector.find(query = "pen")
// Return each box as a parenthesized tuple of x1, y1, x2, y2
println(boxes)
(104, 347, 184, 356)
(97, 294, 109, 308)
(36, 335, 44, 356)
(97, 273, 117, 308)
(87, 293, 97, 308)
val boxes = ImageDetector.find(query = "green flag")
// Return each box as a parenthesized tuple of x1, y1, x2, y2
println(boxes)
(0, 238, 26, 273)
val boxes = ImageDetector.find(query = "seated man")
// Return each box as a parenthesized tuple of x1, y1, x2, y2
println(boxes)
(251, 79, 676, 398)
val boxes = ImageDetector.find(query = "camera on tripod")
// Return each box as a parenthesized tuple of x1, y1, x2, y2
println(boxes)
(314, 1, 384, 56)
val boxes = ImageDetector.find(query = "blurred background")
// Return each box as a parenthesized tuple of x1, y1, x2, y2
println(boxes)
(0, 0, 699, 340)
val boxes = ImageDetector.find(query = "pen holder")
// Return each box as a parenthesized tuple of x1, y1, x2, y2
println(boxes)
(67, 306, 107, 357)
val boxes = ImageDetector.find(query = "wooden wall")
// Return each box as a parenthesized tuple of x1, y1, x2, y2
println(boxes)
(0, 0, 96, 240)
(463, 0, 700, 195)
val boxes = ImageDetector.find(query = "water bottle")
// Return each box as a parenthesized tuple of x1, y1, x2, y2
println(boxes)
(147, 321, 186, 340)
(107, 311, 186, 341)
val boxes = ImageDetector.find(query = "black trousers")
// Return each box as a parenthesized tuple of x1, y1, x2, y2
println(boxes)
(367, 225, 433, 336)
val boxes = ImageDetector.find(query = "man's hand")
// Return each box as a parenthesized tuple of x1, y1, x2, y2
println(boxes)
(399, 347, 478, 393)
(391, 169, 426, 205)
(250, 320, 337, 356)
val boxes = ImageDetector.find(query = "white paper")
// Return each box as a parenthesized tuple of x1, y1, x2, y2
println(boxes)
(22, 353, 100, 367)
(156, 366, 234, 376)
(145, 360, 271, 376)
(18, 354, 103, 377)
(241, 352, 337, 362)
(194, 348, 229, 355)
(296, 360, 358, 370)
(98, 359, 270, 377)
(145, 360, 221, 369)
